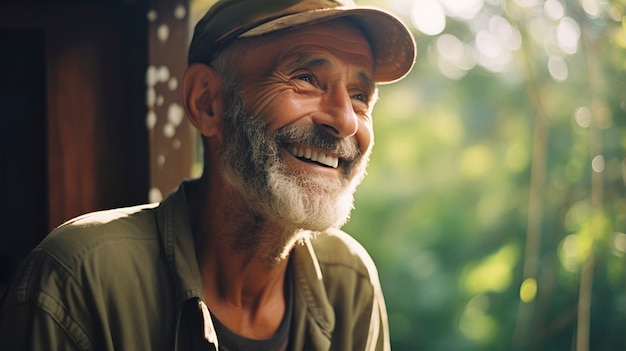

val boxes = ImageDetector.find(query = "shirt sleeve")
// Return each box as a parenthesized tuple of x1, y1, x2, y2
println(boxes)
(0, 249, 93, 351)
(0, 302, 86, 351)
(366, 282, 391, 351)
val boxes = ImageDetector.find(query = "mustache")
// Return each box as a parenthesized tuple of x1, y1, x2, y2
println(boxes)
(273, 123, 361, 162)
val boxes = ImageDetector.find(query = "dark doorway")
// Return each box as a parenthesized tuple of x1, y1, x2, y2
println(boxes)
(0, 28, 48, 291)
(0, 1, 150, 294)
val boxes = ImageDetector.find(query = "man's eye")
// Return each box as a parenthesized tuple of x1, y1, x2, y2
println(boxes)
(353, 93, 367, 102)
(296, 74, 315, 84)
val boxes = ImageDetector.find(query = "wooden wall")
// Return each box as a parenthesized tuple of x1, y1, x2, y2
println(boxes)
(0, 0, 194, 293)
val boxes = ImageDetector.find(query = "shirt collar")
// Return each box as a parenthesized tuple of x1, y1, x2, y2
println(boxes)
(156, 181, 204, 303)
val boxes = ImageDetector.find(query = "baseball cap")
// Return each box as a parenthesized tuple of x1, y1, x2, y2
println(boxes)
(188, 0, 416, 84)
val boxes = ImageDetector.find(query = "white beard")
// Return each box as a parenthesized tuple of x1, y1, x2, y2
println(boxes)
(216, 79, 371, 260)
(220, 113, 370, 232)
(263, 155, 361, 232)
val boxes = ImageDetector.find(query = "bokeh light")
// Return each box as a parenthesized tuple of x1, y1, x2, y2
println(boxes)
(411, 0, 446, 35)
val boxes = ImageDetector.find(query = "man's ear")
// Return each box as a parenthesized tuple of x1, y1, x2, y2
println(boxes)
(183, 63, 225, 140)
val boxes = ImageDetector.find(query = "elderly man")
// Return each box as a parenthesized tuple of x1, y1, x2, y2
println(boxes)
(0, 0, 415, 350)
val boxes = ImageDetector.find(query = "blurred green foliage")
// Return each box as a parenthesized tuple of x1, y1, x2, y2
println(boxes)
(343, 0, 626, 350)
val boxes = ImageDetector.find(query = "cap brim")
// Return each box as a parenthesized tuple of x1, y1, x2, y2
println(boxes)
(240, 7, 416, 84)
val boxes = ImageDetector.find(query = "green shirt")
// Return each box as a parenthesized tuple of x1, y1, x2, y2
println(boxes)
(0, 182, 390, 350)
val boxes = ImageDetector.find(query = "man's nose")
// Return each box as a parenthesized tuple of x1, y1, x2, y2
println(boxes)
(313, 84, 358, 138)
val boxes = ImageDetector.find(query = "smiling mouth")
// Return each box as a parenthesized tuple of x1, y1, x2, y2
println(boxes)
(287, 144, 339, 169)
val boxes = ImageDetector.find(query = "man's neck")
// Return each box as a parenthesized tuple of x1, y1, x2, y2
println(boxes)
(185, 176, 297, 339)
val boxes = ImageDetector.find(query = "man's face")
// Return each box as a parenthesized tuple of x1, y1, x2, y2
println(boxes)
(219, 19, 376, 232)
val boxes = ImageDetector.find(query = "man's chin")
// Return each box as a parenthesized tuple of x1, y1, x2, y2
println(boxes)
(281, 189, 355, 232)
(222, 159, 358, 232)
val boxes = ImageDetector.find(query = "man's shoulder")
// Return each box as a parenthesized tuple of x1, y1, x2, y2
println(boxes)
(5, 203, 164, 300)
(309, 228, 378, 279)
(23, 203, 162, 279)
(0, 203, 176, 350)
(57, 202, 159, 232)
(45, 203, 159, 253)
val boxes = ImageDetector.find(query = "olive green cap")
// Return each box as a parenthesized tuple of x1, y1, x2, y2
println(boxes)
(188, 0, 416, 84)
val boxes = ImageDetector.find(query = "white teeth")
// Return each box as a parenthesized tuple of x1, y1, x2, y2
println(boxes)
(288, 146, 339, 169)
